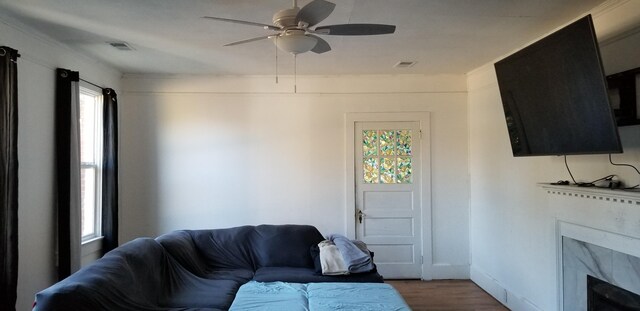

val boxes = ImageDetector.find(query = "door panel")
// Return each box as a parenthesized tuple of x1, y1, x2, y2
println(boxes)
(363, 218, 413, 237)
(364, 191, 413, 210)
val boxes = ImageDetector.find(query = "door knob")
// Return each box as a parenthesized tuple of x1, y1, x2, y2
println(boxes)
(357, 209, 366, 224)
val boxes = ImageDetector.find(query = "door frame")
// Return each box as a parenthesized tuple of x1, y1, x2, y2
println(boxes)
(345, 112, 432, 280)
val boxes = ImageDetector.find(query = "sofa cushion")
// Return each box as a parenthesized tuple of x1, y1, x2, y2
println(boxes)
(157, 229, 256, 284)
(35, 238, 240, 310)
(253, 267, 384, 283)
(204, 268, 254, 283)
(251, 224, 325, 268)
(162, 278, 240, 310)
(187, 224, 324, 270)
(156, 230, 210, 276)
(35, 238, 168, 310)
(190, 226, 258, 270)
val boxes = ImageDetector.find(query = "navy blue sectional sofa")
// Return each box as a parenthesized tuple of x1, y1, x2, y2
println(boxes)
(34, 225, 383, 310)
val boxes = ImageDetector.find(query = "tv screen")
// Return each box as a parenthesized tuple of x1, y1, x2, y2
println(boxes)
(494, 15, 622, 157)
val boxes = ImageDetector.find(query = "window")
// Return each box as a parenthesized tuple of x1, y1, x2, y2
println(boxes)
(79, 84, 103, 242)
(362, 129, 413, 184)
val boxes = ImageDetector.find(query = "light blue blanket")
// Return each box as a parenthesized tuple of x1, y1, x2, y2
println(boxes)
(308, 283, 411, 311)
(229, 282, 309, 310)
(229, 281, 411, 311)
(327, 234, 374, 273)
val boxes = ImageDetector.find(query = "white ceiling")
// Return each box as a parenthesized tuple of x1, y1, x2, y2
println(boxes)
(0, 0, 621, 75)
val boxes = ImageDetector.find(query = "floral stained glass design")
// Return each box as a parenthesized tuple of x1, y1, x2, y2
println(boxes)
(380, 158, 395, 183)
(363, 130, 378, 157)
(396, 157, 412, 183)
(362, 129, 413, 184)
(363, 158, 379, 183)
(379, 130, 396, 156)
(397, 130, 412, 156)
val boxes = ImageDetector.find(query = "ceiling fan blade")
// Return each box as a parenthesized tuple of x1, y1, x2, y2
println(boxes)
(296, 0, 336, 27)
(314, 24, 396, 36)
(202, 16, 281, 31)
(224, 34, 278, 46)
(308, 35, 331, 54)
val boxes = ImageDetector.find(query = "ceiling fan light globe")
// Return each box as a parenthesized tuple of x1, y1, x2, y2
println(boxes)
(276, 35, 318, 54)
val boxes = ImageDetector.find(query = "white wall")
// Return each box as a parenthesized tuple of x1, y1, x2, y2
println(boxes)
(468, 2, 640, 310)
(120, 73, 471, 278)
(0, 16, 121, 310)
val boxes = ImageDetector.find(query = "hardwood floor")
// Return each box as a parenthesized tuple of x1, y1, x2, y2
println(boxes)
(387, 280, 509, 311)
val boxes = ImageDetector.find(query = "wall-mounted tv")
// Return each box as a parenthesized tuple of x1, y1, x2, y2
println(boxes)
(494, 15, 623, 157)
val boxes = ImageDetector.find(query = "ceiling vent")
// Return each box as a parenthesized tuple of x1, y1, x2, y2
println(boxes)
(108, 42, 134, 51)
(394, 61, 416, 68)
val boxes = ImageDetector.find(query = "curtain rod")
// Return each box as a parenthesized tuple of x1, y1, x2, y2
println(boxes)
(80, 78, 104, 91)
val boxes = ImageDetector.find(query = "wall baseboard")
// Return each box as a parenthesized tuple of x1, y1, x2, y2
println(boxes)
(430, 263, 469, 279)
(470, 265, 544, 311)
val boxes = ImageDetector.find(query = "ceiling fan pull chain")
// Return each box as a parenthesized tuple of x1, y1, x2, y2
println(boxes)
(275, 36, 279, 84)
(294, 53, 297, 94)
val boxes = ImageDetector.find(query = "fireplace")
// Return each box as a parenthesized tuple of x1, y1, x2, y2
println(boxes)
(588, 275, 640, 310)
(560, 225, 640, 311)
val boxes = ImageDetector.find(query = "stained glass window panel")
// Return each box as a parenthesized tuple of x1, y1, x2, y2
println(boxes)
(380, 157, 395, 183)
(379, 130, 395, 156)
(363, 130, 378, 157)
(397, 130, 412, 156)
(364, 158, 379, 183)
(397, 157, 412, 183)
(361, 128, 414, 184)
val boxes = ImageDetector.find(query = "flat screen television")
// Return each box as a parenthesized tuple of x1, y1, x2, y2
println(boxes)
(494, 15, 623, 157)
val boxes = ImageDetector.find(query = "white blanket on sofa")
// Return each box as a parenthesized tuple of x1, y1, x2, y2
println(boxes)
(318, 240, 349, 275)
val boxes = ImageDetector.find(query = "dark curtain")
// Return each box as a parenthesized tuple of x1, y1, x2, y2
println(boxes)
(55, 68, 82, 280)
(0, 46, 19, 311)
(101, 88, 118, 255)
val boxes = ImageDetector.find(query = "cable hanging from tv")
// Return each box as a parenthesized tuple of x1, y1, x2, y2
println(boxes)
(609, 154, 640, 190)
(560, 155, 640, 190)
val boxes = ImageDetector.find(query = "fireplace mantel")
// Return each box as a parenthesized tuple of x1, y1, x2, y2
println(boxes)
(541, 184, 640, 204)
(541, 184, 640, 244)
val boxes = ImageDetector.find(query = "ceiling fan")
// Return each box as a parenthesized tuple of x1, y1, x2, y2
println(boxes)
(203, 0, 396, 55)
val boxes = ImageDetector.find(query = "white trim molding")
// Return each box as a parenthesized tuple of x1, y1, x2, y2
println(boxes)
(470, 265, 543, 311)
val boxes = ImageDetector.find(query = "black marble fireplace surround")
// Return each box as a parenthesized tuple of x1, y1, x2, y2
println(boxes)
(588, 275, 640, 310)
